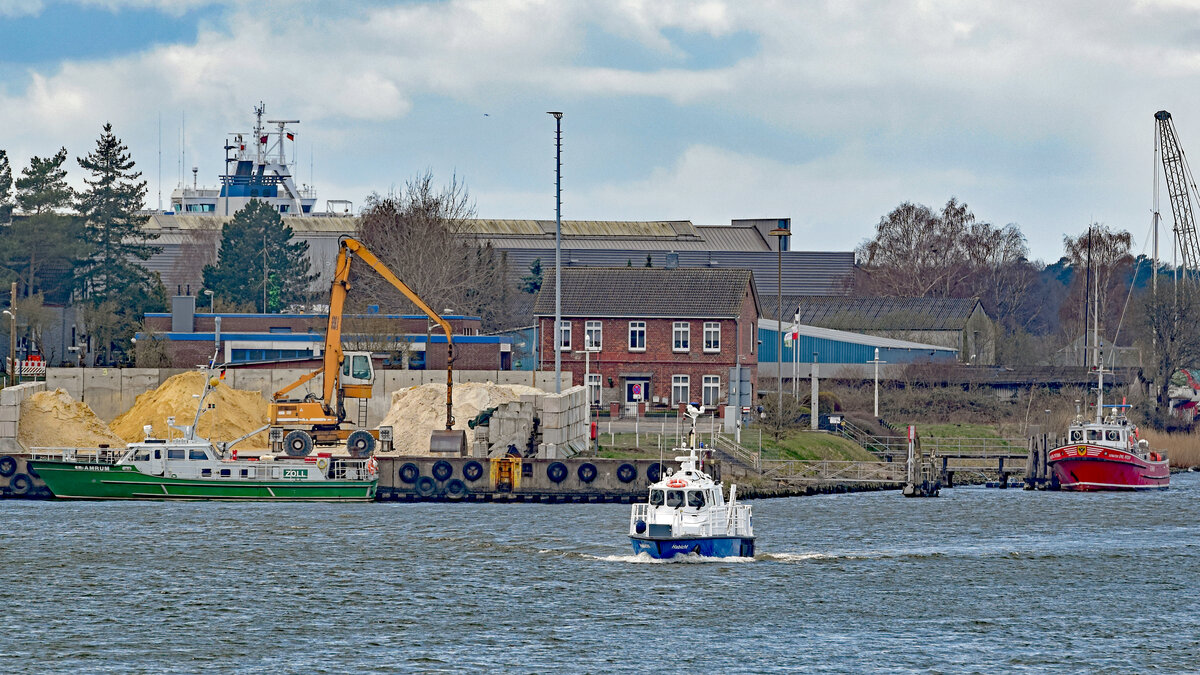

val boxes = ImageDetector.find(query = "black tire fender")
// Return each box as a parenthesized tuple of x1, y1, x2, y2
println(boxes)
(462, 460, 484, 482)
(547, 461, 568, 483)
(0, 455, 17, 478)
(415, 475, 438, 498)
(445, 478, 468, 499)
(577, 462, 597, 483)
(432, 460, 453, 482)
(617, 463, 637, 484)
(398, 462, 420, 484)
(9, 473, 32, 496)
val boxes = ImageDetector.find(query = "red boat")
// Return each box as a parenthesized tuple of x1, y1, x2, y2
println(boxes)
(1047, 365, 1169, 491)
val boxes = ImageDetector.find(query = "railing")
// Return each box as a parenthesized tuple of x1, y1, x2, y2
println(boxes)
(837, 420, 907, 458)
(759, 459, 906, 484)
(29, 447, 126, 463)
(711, 433, 761, 471)
(630, 502, 753, 537)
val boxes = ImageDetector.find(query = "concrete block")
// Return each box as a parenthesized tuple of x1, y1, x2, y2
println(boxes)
(496, 370, 532, 386)
(0, 405, 17, 423)
(82, 368, 124, 421)
(232, 369, 275, 399)
(1, 382, 43, 406)
(543, 395, 565, 414)
(0, 420, 16, 438)
(47, 369, 84, 402)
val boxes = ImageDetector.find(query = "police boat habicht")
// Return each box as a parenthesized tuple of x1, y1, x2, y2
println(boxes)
(28, 358, 378, 502)
(629, 405, 755, 559)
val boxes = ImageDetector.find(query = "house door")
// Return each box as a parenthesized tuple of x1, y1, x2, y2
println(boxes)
(625, 379, 650, 404)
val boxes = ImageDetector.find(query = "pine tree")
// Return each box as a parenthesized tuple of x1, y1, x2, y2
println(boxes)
(202, 199, 315, 312)
(520, 258, 543, 294)
(8, 147, 82, 300)
(0, 150, 12, 223)
(76, 124, 161, 304)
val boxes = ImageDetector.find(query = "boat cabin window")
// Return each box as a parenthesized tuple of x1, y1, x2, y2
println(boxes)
(167, 448, 186, 460)
(201, 468, 212, 477)
(1070, 430, 1082, 442)
(666, 490, 684, 508)
(132, 450, 151, 462)
(240, 468, 250, 478)
(1106, 430, 1120, 441)
(687, 490, 706, 508)
(154, 449, 161, 460)
(649, 489, 664, 506)
(220, 468, 231, 478)
(1087, 430, 1102, 441)
(189, 448, 207, 460)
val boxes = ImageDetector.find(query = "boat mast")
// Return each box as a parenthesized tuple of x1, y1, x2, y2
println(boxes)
(1095, 254, 1103, 425)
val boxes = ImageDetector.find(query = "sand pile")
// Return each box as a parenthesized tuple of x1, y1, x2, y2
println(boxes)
(109, 371, 271, 448)
(18, 389, 126, 449)
(380, 382, 542, 454)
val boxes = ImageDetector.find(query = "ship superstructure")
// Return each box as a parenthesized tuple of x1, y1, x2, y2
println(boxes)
(170, 103, 320, 217)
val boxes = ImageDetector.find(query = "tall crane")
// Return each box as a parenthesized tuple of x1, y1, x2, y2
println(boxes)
(1155, 110, 1200, 284)
(269, 237, 466, 457)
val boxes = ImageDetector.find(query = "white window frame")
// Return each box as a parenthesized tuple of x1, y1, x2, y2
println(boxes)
(558, 320, 571, 351)
(703, 322, 721, 353)
(628, 321, 646, 352)
(673, 321, 690, 353)
(586, 373, 601, 406)
(585, 321, 602, 351)
(672, 375, 690, 406)
(702, 375, 720, 407)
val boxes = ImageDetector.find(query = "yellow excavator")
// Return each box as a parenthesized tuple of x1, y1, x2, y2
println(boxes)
(269, 237, 466, 457)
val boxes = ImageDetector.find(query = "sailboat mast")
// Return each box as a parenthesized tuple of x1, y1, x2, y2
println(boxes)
(1095, 254, 1103, 424)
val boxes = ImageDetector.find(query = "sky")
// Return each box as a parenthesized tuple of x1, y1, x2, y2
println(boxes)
(1, 0, 1199, 263)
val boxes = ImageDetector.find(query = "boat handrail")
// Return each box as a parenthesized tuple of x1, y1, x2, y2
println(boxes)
(631, 502, 752, 538)
(28, 447, 126, 464)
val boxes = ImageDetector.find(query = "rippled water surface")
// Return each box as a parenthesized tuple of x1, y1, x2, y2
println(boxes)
(2, 474, 1199, 673)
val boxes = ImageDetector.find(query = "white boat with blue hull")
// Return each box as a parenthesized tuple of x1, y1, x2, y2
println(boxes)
(629, 406, 754, 559)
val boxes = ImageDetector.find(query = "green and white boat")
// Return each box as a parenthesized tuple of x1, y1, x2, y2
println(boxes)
(29, 367, 377, 502)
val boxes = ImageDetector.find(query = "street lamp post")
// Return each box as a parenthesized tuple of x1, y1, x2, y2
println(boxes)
(5, 281, 15, 386)
(548, 111, 563, 394)
(768, 227, 790, 431)
(204, 289, 214, 312)
(868, 347, 887, 419)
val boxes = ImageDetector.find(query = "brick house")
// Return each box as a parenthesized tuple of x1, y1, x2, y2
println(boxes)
(534, 267, 759, 413)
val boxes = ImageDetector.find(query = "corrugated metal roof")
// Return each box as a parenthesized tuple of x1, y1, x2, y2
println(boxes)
(757, 319, 958, 365)
(779, 296, 984, 330)
(532, 267, 754, 318)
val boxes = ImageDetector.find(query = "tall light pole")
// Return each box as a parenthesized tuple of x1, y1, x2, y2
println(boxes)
(769, 227, 789, 429)
(868, 347, 886, 418)
(548, 111, 563, 393)
(5, 282, 15, 386)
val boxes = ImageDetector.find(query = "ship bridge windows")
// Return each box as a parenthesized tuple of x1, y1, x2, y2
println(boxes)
(1106, 430, 1121, 442)
(687, 490, 706, 508)
(167, 448, 186, 460)
(650, 489, 664, 506)
(1087, 430, 1103, 441)
(1070, 430, 1083, 442)
(189, 448, 208, 460)
(132, 450, 151, 462)
(665, 490, 684, 508)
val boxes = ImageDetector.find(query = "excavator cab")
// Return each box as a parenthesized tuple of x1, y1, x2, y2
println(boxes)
(340, 351, 375, 398)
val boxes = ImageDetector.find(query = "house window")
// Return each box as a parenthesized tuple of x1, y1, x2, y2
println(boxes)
(703, 375, 720, 407)
(672, 375, 690, 406)
(673, 322, 690, 353)
(585, 321, 602, 351)
(587, 373, 601, 406)
(704, 322, 721, 352)
(628, 321, 646, 352)
(558, 320, 571, 351)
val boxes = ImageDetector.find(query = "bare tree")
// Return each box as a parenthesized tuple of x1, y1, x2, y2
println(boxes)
(354, 172, 518, 330)
(1138, 286, 1200, 409)
(1060, 224, 1133, 350)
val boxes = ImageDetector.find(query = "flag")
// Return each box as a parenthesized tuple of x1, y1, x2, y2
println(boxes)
(259, 135, 268, 143)
(239, 144, 245, 151)
(286, 132, 294, 141)
(219, 369, 226, 380)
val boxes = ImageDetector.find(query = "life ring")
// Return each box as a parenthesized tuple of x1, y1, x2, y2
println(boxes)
(0, 456, 17, 478)
(316, 457, 329, 472)
(463, 460, 484, 482)
(398, 462, 419, 484)
(667, 478, 687, 488)
(432, 460, 453, 482)
(1150, 452, 1161, 462)
(366, 456, 378, 475)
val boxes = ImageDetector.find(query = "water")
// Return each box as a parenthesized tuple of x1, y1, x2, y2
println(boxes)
(3, 474, 1199, 673)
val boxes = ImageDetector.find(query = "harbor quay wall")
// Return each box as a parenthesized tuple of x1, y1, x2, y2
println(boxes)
(375, 456, 685, 503)
(41, 368, 573, 426)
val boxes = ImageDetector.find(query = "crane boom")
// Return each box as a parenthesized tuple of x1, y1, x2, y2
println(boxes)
(1155, 110, 1200, 284)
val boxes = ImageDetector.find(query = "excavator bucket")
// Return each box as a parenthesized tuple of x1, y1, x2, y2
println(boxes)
(429, 429, 467, 455)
